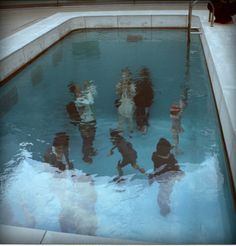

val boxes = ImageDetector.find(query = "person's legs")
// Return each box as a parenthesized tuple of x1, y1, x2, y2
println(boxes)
(79, 125, 93, 163)
(135, 107, 147, 132)
(118, 114, 125, 132)
(128, 115, 134, 133)
(82, 137, 93, 163)
(131, 161, 145, 174)
(116, 160, 127, 177)
(172, 131, 179, 146)
(87, 124, 97, 156)
(157, 178, 175, 216)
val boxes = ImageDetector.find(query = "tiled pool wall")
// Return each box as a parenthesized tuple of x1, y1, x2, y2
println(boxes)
(0, 10, 235, 202)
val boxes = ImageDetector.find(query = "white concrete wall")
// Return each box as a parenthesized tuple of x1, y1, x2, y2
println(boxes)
(0, 12, 199, 82)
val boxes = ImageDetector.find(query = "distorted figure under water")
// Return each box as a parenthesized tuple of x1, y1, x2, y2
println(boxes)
(170, 86, 189, 154)
(44, 132, 74, 172)
(108, 129, 145, 181)
(134, 67, 154, 134)
(115, 68, 136, 133)
(67, 80, 97, 163)
(149, 138, 184, 216)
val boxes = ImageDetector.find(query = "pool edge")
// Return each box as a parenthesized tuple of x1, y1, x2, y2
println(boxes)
(0, 224, 148, 244)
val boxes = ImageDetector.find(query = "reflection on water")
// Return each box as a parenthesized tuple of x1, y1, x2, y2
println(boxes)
(58, 173, 97, 235)
(127, 35, 143, 42)
(31, 65, 43, 86)
(52, 47, 63, 67)
(0, 152, 231, 243)
(0, 29, 235, 243)
(134, 67, 154, 134)
(149, 137, 184, 216)
(44, 132, 73, 171)
(108, 129, 146, 181)
(0, 86, 18, 118)
(67, 80, 97, 164)
(72, 41, 100, 59)
(115, 67, 136, 133)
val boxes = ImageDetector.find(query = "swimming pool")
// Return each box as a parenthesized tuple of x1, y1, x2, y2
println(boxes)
(0, 28, 235, 243)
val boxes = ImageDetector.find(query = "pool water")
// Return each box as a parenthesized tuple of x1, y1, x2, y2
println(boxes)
(0, 29, 235, 243)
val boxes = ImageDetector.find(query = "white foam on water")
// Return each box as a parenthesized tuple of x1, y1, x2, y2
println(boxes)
(0, 150, 232, 243)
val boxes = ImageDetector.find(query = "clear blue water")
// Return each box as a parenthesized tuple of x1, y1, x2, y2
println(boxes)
(0, 29, 235, 243)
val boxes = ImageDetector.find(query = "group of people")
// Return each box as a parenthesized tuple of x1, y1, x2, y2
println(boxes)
(44, 128, 184, 216)
(43, 67, 188, 216)
(115, 67, 154, 134)
(115, 66, 187, 154)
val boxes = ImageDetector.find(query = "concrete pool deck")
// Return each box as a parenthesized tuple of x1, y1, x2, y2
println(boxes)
(0, 3, 235, 244)
(0, 2, 207, 39)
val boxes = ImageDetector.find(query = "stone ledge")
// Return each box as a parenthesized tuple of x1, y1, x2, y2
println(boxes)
(0, 224, 148, 244)
(0, 11, 200, 81)
(0, 224, 46, 244)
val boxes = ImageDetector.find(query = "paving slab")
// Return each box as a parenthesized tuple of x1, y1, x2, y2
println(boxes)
(42, 230, 146, 244)
(0, 224, 46, 244)
(0, 2, 206, 39)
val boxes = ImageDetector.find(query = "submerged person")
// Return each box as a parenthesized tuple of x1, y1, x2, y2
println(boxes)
(108, 129, 145, 181)
(170, 86, 189, 154)
(115, 67, 136, 133)
(67, 80, 97, 163)
(44, 132, 74, 172)
(134, 67, 154, 134)
(170, 104, 184, 154)
(149, 138, 184, 216)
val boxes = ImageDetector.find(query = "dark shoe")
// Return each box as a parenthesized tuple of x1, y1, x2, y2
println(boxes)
(113, 176, 120, 182)
(116, 178, 126, 183)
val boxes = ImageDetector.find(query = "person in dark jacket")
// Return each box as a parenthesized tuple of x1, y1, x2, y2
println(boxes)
(207, 0, 236, 24)
(134, 67, 154, 134)
(44, 132, 73, 171)
(149, 138, 184, 216)
(151, 138, 180, 176)
(108, 129, 145, 180)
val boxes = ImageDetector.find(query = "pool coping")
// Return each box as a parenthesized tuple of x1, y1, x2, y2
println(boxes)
(0, 10, 201, 79)
(0, 224, 147, 244)
(0, 10, 235, 243)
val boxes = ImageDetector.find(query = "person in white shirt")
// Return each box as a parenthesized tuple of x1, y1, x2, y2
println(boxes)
(67, 81, 97, 163)
(115, 68, 136, 133)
